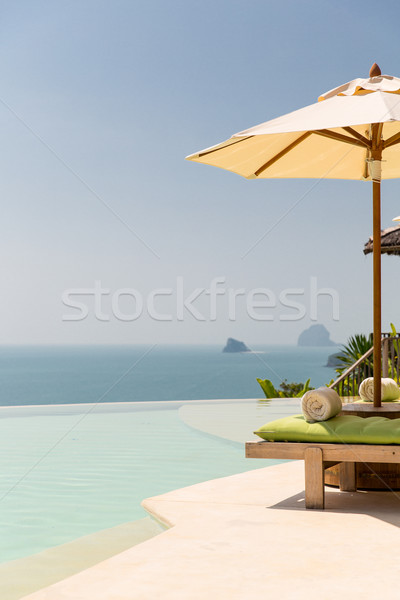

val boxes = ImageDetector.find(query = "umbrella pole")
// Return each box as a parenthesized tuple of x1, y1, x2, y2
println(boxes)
(372, 175, 382, 407)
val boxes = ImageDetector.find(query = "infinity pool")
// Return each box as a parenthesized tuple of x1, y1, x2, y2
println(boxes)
(0, 398, 298, 565)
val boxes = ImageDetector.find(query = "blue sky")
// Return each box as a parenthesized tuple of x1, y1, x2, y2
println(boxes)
(1, 0, 400, 345)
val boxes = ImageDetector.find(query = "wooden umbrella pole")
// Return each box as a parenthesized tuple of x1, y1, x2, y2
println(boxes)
(372, 149, 382, 407)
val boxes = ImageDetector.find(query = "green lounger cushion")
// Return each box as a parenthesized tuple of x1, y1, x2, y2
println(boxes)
(254, 414, 400, 445)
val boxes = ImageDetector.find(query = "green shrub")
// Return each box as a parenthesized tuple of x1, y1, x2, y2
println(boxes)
(257, 378, 314, 399)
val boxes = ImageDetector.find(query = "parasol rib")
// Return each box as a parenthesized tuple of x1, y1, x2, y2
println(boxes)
(253, 132, 312, 176)
(341, 127, 372, 147)
(198, 136, 253, 158)
(383, 131, 400, 149)
(254, 129, 367, 177)
(311, 129, 369, 148)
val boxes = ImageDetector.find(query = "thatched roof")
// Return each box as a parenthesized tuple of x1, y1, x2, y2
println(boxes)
(364, 225, 400, 256)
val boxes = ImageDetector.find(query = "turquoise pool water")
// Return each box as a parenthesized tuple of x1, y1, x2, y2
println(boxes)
(0, 398, 299, 564)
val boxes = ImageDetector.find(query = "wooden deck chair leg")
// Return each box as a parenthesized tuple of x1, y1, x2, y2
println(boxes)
(339, 462, 357, 492)
(304, 447, 324, 509)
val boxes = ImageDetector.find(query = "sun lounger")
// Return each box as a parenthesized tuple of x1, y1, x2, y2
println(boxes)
(246, 439, 400, 509)
(246, 414, 400, 509)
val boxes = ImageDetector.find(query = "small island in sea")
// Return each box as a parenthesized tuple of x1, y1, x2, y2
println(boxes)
(298, 324, 336, 347)
(222, 338, 250, 353)
(326, 352, 342, 367)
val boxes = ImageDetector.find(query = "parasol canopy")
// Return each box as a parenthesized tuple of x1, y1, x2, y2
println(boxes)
(187, 67, 400, 181)
(187, 64, 400, 406)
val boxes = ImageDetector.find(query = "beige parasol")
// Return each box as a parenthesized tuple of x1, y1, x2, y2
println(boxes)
(187, 64, 400, 407)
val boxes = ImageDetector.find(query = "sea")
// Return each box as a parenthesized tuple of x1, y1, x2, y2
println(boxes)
(0, 344, 341, 406)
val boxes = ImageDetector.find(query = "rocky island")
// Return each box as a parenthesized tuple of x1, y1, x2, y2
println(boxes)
(298, 324, 336, 347)
(326, 352, 342, 367)
(222, 338, 250, 353)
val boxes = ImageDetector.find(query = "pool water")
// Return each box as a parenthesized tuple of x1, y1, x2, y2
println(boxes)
(0, 398, 299, 564)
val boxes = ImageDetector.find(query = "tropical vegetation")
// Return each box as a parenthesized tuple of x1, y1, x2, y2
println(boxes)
(334, 333, 373, 375)
(257, 377, 314, 399)
(257, 324, 400, 398)
(330, 324, 399, 396)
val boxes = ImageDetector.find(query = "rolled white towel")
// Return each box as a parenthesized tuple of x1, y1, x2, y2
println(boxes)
(301, 387, 342, 423)
(359, 377, 400, 402)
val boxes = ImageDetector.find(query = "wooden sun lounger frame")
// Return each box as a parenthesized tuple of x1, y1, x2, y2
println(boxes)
(245, 440, 400, 509)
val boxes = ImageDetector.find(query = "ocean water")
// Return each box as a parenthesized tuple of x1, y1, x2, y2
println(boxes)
(0, 344, 341, 406)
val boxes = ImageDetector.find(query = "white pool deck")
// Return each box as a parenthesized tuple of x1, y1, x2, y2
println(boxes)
(21, 459, 400, 600)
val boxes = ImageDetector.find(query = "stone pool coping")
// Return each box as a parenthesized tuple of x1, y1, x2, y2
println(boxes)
(20, 460, 400, 600)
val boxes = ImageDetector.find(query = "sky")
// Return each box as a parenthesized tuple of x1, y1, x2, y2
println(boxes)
(1, 0, 400, 346)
